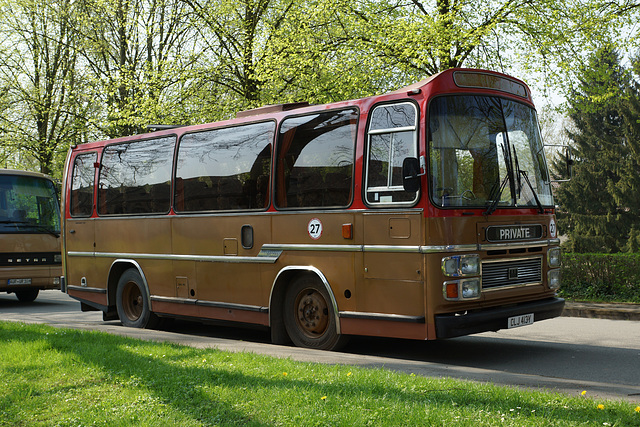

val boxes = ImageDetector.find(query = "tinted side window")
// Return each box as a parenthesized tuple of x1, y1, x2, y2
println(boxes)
(275, 109, 357, 208)
(175, 122, 274, 212)
(365, 103, 418, 205)
(70, 152, 97, 217)
(98, 137, 174, 215)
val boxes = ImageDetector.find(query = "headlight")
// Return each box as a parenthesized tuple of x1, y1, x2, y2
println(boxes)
(548, 269, 561, 290)
(443, 279, 481, 301)
(441, 254, 480, 277)
(548, 247, 561, 268)
(461, 279, 481, 299)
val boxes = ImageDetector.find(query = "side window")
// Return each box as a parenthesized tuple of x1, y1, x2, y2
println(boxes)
(365, 102, 418, 205)
(175, 121, 274, 212)
(98, 137, 174, 215)
(275, 109, 357, 209)
(70, 152, 97, 217)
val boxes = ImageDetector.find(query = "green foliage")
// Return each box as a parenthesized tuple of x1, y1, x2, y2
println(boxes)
(559, 252, 640, 303)
(1, 321, 639, 425)
(554, 49, 640, 253)
(1, 0, 639, 177)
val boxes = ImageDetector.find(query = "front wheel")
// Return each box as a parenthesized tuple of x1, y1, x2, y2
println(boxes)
(15, 289, 39, 302)
(116, 268, 159, 328)
(283, 275, 348, 350)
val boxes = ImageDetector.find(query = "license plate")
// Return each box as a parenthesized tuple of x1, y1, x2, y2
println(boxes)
(8, 278, 32, 285)
(508, 313, 534, 329)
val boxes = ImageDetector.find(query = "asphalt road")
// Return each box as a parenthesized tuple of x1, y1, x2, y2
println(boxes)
(1, 290, 639, 403)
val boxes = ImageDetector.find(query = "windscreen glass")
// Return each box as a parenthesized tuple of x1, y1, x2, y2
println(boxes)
(0, 175, 60, 234)
(429, 96, 553, 209)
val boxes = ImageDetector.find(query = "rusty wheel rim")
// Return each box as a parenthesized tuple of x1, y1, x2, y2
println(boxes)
(122, 281, 143, 322)
(294, 288, 329, 338)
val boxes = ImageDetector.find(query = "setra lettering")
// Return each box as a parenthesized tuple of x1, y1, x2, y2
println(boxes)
(499, 227, 531, 240)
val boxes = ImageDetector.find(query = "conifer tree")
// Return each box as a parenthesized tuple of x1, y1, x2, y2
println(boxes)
(554, 48, 640, 252)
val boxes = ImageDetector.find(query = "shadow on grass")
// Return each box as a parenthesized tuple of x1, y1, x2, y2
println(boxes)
(0, 322, 635, 426)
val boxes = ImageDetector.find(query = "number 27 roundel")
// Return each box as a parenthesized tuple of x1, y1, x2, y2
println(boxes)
(307, 218, 323, 240)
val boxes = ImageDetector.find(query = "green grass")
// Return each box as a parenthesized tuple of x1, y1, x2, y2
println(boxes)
(1, 322, 639, 426)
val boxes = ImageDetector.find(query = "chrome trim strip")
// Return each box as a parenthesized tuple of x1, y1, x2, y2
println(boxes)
(363, 245, 421, 253)
(367, 125, 416, 135)
(151, 295, 196, 305)
(482, 282, 543, 292)
(262, 244, 362, 252)
(420, 244, 478, 253)
(421, 239, 560, 253)
(339, 311, 425, 323)
(151, 295, 268, 313)
(479, 239, 560, 251)
(68, 239, 561, 263)
(67, 285, 106, 294)
(67, 251, 280, 264)
(263, 243, 422, 253)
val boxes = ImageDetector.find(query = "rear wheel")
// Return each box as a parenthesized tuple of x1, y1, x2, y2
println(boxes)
(15, 289, 39, 302)
(283, 275, 348, 350)
(116, 268, 159, 328)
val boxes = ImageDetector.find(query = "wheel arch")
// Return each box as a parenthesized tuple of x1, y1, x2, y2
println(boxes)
(107, 259, 150, 310)
(268, 266, 341, 344)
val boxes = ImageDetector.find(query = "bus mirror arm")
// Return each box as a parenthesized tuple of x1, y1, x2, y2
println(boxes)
(543, 144, 573, 183)
(402, 156, 425, 192)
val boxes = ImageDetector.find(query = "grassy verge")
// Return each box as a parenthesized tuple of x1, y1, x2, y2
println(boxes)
(1, 321, 639, 426)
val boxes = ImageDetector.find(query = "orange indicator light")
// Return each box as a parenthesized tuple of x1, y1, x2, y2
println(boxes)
(342, 223, 353, 239)
(445, 282, 459, 299)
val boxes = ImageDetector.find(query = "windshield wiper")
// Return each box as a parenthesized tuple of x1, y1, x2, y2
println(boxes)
(512, 149, 544, 214)
(518, 170, 544, 213)
(484, 142, 513, 216)
(483, 174, 509, 216)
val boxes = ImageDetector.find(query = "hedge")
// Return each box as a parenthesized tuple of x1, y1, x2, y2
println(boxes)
(559, 253, 640, 303)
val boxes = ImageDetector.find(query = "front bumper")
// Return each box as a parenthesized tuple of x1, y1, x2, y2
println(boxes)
(434, 297, 565, 339)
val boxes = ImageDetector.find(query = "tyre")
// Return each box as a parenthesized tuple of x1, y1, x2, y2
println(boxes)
(283, 275, 348, 350)
(15, 289, 39, 302)
(116, 268, 159, 328)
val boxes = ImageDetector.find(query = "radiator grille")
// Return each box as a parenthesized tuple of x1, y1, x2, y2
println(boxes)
(482, 257, 542, 289)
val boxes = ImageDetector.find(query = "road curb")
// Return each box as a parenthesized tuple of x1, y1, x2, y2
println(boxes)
(562, 302, 640, 321)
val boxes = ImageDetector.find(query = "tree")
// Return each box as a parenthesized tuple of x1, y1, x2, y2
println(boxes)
(554, 48, 640, 252)
(75, 0, 202, 137)
(315, 0, 636, 100)
(619, 56, 640, 252)
(0, 0, 86, 176)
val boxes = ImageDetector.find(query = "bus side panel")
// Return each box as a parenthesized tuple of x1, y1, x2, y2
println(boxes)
(361, 212, 426, 327)
(340, 318, 428, 340)
(65, 219, 98, 289)
(269, 211, 358, 308)
(94, 217, 173, 302)
(171, 214, 271, 320)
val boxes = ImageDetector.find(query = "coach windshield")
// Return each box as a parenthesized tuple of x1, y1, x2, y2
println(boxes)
(428, 95, 553, 211)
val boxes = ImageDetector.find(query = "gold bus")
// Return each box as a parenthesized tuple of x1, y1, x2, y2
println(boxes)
(1, 169, 61, 302)
(62, 68, 564, 350)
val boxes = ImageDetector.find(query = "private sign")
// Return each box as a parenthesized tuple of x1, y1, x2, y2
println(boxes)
(485, 224, 543, 242)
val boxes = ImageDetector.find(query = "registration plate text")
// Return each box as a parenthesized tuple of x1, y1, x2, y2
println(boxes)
(8, 278, 32, 285)
(508, 313, 534, 329)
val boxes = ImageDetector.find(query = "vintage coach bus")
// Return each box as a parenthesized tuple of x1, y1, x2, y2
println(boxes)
(1, 169, 61, 302)
(61, 68, 564, 350)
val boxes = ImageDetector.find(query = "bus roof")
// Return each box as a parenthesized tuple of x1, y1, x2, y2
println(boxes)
(0, 169, 55, 181)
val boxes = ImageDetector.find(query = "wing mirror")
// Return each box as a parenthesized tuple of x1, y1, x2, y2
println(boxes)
(402, 156, 425, 192)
